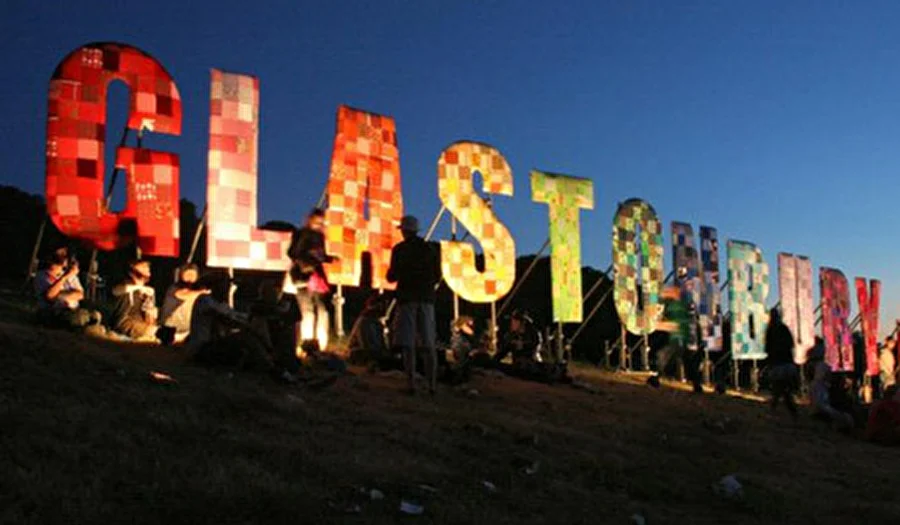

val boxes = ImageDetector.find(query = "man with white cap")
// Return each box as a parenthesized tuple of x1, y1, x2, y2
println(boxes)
(387, 215, 442, 395)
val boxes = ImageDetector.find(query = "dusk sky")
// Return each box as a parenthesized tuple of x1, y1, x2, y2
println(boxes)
(2, 1, 900, 329)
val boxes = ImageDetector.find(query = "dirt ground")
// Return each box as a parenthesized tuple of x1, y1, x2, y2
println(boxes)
(2, 300, 899, 524)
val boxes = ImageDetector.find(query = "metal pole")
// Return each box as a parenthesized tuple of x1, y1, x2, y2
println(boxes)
(451, 216, 459, 321)
(497, 237, 551, 318)
(568, 285, 614, 344)
(23, 217, 48, 290)
(582, 264, 613, 304)
(556, 321, 564, 362)
(620, 326, 628, 371)
(751, 359, 760, 392)
(490, 301, 498, 353)
(227, 267, 235, 308)
(334, 284, 345, 338)
(187, 206, 207, 264)
(642, 333, 650, 371)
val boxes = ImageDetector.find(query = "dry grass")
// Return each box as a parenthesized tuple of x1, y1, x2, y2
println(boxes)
(2, 296, 899, 524)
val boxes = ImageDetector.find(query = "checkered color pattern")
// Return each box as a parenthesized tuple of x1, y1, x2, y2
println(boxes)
(699, 226, 723, 352)
(438, 141, 515, 303)
(206, 69, 291, 271)
(778, 253, 815, 364)
(612, 199, 664, 335)
(46, 43, 182, 255)
(855, 277, 881, 377)
(531, 170, 594, 323)
(820, 268, 853, 372)
(323, 105, 403, 289)
(671, 222, 701, 350)
(727, 240, 770, 360)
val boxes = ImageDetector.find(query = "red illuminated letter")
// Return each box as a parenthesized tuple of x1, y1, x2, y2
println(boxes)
(46, 42, 182, 256)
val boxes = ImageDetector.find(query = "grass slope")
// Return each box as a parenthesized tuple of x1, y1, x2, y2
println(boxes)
(2, 300, 899, 524)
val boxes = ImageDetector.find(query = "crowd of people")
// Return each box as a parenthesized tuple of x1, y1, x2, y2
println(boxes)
(33, 208, 900, 445)
(645, 283, 900, 446)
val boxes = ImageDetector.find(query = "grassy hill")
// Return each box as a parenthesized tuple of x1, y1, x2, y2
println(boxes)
(1, 292, 898, 525)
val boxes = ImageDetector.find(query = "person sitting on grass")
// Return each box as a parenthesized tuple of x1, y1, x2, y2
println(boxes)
(110, 259, 174, 344)
(444, 316, 476, 384)
(810, 359, 855, 431)
(866, 384, 900, 446)
(34, 245, 101, 331)
(186, 273, 271, 372)
(160, 264, 209, 343)
(348, 294, 388, 364)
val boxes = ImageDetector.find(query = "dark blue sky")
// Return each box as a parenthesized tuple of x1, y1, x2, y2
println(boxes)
(3, 1, 899, 326)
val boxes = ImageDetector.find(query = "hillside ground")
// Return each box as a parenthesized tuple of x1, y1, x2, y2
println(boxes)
(1, 290, 898, 525)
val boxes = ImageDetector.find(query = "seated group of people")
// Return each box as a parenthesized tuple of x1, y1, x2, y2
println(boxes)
(33, 246, 312, 382)
(348, 299, 570, 386)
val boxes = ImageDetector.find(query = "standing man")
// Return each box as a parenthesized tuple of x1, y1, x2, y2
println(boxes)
(387, 216, 442, 395)
(288, 208, 336, 355)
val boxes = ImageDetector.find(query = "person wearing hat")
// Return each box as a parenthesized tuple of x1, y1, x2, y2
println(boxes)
(387, 215, 442, 395)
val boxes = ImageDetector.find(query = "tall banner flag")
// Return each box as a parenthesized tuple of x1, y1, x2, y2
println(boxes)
(531, 171, 594, 323)
(820, 268, 853, 372)
(47, 43, 182, 256)
(727, 240, 769, 360)
(206, 70, 291, 270)
(613, 199, 664, 335)
(855, 277, 881, 377)
(437, 141, 516, 303)
(323, 106, 404, 290)
(778, 253, 816, 364)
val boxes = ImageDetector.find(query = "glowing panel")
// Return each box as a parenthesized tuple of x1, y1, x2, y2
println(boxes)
(820, 268, 853, 372)
(777, 253, 816, 364)
(438, 141, 515, 303)
(323, 106, 403, 289)
(46, 42, 182, 256)
(699, 226, 723, 352)
(727, 240, 769, 360)
(855, 277, 881, 377)
(530, 171, 594, 323)
(206, 70, 291, 270)
(613, 199, 664, 335)
(671, 222, 700, 350)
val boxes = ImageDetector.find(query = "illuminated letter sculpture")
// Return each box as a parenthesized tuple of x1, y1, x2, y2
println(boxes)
(671, 222, 722, 350)
(437, 141, 515, 303)
(206, 69, 291, 270)
(727, 240, 769, 360)
(613, 199, 664, 335)
(47, 42, 182, 255)
(323, 106, 403, 289)
(855, 277, 881, 377)
(531, 171, 594, 323)
(777, 253, 815, 364)
(820, 268, 853, 372)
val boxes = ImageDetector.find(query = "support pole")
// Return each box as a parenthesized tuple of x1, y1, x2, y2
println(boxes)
(227, 267, 236, 308)
(23, 217, 48, 291)
(620, 326, 628, 371)
(334, 284, 345, 339)
(582, 264, 613, 304)
(556, 321, 564, 362)
(642, 333, 650, 371)
(497, 237, 551, 319)
(732, 359, 740, 391)
(490, 301, 498, 353)
(751, 359, 760, 393)
(451, 216, 460, 321)
(187, 206, 207, 264)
